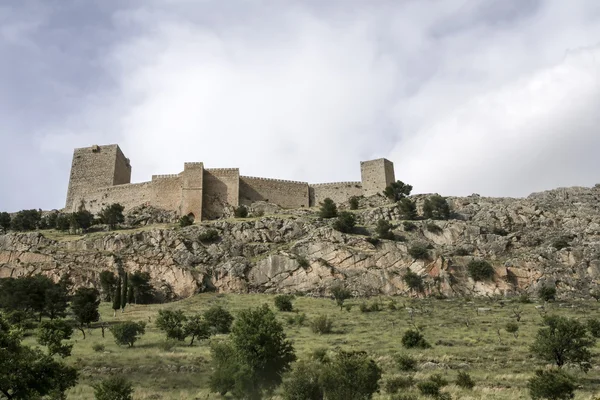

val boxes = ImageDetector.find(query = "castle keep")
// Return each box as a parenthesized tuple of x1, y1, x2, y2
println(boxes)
(65, 144, 395, 220)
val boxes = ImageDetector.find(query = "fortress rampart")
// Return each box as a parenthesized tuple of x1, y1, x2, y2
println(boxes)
(65, 144, 395, 220)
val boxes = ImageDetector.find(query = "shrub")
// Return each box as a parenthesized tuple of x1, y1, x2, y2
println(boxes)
(505, 321, 520, 338)
(423, 195, 450, 220)
(296, 256, 310, 269)
(0, 211, 10, 231)
(274, 295, 294, 312)
(178, 214, 194, 227)
(311, 315, 333, 334)
(203, 305, 234, 334)
(331, 286, 352, 311)
(376, 219, 395, 240)
(359, 301, 382, 313)
(319, 198, 338, 219)
(282, 360, 324, 400)
(110, 321, 146, 347)
(384, 180, 413, 201)
(332, 211, 356, 233)
(403, 269, 424, 293)
(365, 237, 380, 246)
(587, 318, 600, 338)
(99, 203, 125, 230)
(518, 293, 532, 303)
(429, 373, 448, 387)
(417, 380, 440, 397)
(467, 260, 495, 281)
(398, 198, 418, 220)
(453, 247, 470, 256)
(93, 376, 134, 400)
(320, 350, 382, 400)
(456, 371, 475, 389)
(538, 286, 557, 302)
(198, 229, 219, 242)
(528, 369, 576, 400)
(349, 196, 359, 210)
(395, 353, 417, 371)
(92, 343, 105, 353)
(408, 244, 429, 260)
(155, 309, 187, 341)
(402, 329, 431, 349)
(385, 375, 415, 393)
(286, 313, 306, 327)
(311, 347, 329, 363)
(403, 221, 417, 231)
(234, 206, 248, 218)
(426, 223, 443, 234)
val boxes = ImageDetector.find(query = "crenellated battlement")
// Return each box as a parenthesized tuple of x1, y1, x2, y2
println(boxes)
(152, 174, 180, 180)
(310, 181, 362, 187)
(241, 175, 308, 185)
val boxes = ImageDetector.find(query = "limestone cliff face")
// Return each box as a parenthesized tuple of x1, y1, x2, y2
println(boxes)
(2, 186, 600, 299)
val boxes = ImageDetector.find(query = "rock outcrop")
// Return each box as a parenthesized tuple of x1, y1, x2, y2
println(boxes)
(2, 186, 600, 299)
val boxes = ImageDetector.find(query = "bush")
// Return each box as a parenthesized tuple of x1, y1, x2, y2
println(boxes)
(403, 269, 424, 293)
(198, 229, 219, 242)
(296, 256, 310, 268)
(505, 321, 520, 338)
(93, 376, 134, 400)
(417, 380, 440, 397)
(384, 180, 413, 202)
(319, 198, 338, 219)
(453, 247, 470, 256)
(282, 361, 324, 400)
(286, 313, 307, 327)
(92, 343, 105, 353)
(10, 209, 42, 231)
(456, 371, 475, 389)
(408, 244, 429, 260)
(402, 329, 431, 349)
(110, 321, 146, 347)
(528, 369, 576, 400)
(365, 237, 380, 246)
(395, 353, 417, 371)
(538, 286, 557, 302)
(403, 221, 417, 231)
(178, 214, 194, 227)
(385, 375, 415, 393)
(331, 286, 352, 311)
(99, 203, 125, 230)
(426, 223, 443, 234)
(587, 318, 600, 338)
(429, 373, 448, 387)
(467, 260, 495, 281)
(274, 295, 294, 312)
(155, 309, 187, 341)
(398, 198, 418, 220)
(320, 350, 382, 400)
(376, 219, 395, 240)
(332, 211, 356, 233)
(349, 196, 359, 210)
(311, 315, 333, 334)
(423, 195, 450, 220)
(234, 206, 248, 218)
(203, 305, 234, 334)
(359, 301, 382, 313)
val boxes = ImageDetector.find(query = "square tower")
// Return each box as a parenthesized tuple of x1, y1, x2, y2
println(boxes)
(360, 158, 395, 197)
(181, 162, 204, 220)
(65, 144, 131, 211)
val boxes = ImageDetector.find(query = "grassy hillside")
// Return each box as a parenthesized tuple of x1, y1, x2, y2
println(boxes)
(23, 293, 600, 399)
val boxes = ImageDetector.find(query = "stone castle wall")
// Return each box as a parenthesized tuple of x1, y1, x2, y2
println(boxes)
(360, 158, 395, 197)
(309, 182, 363, 206)
(203, 169, 240, 220)
(239, 177, 309, 209)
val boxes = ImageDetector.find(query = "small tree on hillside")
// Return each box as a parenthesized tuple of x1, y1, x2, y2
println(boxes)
(10, 209, 42, 231)
(204, 305, 234, 334)
(156, 309, 188, 341)
(99, 203, 125, 230)
(319, 198, 338, 219)
(383, 180, 413, 202)
(332, 212, 356, 233)
(93, 376, 134, 400)
(234, 205, 248, 218)
(184, 315, 212, 346)
(71, 210, 94, 232)
(99, 271, 118, 302)
(331, 285, 352, 311)
(530, 315, 595, 371)
(403, 269, 424, 293)
(528, 369, 576, 400)
(112, 277, 122, 317)
(121, 272, 128, 312)
(320, 350, 382, 400)
(467, 260, 495, 281)
(423, 195, 450, 220)
(349, 196, 360, 210)
(111, 321, 146, 347)
(71, 287, 101, 339)
(376, 219, 394, 240)
(0, 212, 11, 231)
(538, 286, 557, 302)
(37, 319, 74, 358)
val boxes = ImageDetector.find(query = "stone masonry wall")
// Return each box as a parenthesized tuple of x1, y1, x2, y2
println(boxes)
(309, 182, 363, 207)
(203, 169, 240, 220)
(78, 182, 154, 214)
(360, 158, 395, 197)
(239, 176, 309, 209)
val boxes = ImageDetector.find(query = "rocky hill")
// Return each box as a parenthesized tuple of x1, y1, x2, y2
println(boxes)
(2, 186, 600, 299)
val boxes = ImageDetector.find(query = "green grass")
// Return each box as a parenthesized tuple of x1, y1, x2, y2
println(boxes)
(22, 294, 600, 399)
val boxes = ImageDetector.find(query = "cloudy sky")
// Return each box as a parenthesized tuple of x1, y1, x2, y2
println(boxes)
(1, 0, 600, 212)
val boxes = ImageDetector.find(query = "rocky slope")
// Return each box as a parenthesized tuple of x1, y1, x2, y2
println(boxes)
(2, 186, 600, 299)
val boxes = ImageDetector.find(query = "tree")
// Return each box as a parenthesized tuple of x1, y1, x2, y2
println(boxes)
(528, 369, 576, 400)
(403, 269, 424, 293)
(467, 260, 495, 281)
(0, 212, 10, 231)
(203, 305, 234, 334)
(71, 210, 94, 232)
(383, 180, 412, 202)
(184, 315, 212, 346)
(71, 287, 101, 339)
(55, 213, 71, 231)
(209, 304, 296, 398)
(402, 329, 431, 349)
(10, 209, 42, 231)
(93, 376, 134, 400)
(44, 275, 71, 320)
(531, 315, 595, 371)
(155, 309, 188, 341)
(234, 205, 248, 218)
(0, 315, 78, 399)
(331, 285, 352, 311)
(423, 195, 450, 220)
(121, 272, 128, 312)
(129, 271, 155, 304)
(99, 203, 125, 230)
(320, 350, 382, 400)
(274, 295, 294, 312)
(99, 271, 118, 302)
(319, 198, 337, 219)
(538, 286, 557, 302)
(376, 219, 394, 240)
(408, 244, 429, 260)
(37, 319, 73, 358)
(397, 198, 418, 220)
(110, 321, 146, 347)
(332, 212, 355, 233)
(112, 277, 122, 317)
(282, 361, 324, 400)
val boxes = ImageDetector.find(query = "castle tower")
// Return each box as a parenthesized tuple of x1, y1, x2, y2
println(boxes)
(65, 144, 131, 211)
(360, 158, 395, 197)
(180, 162, 204, 220)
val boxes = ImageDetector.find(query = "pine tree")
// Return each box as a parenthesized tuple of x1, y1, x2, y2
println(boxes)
(112, 277, 122, 317)
(121, 273, 128, 313)
(127, 285, 134, 304)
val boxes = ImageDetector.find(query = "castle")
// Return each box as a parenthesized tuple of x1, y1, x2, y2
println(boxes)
(65, 144, 396, 220)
